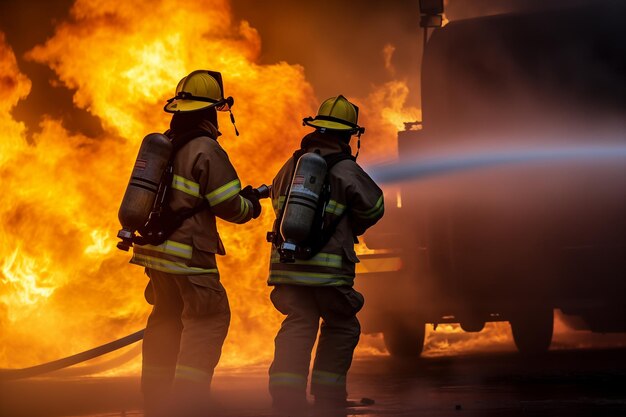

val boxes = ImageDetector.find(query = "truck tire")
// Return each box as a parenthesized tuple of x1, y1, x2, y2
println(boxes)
(460, 319, 486, 333)
(383, 321, 426, 358)
(510, 307, 554, 355)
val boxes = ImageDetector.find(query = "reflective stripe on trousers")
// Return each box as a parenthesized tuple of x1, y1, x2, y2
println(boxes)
(269, 372, 308, 388)
(311, 370, 346, 387)
(268, 286, 360, 401)
(175, 364, 213, 383)
(142, 269, 230, 412)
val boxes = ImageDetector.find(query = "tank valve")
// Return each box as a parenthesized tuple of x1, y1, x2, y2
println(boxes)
(116, 228, 135, 251)
(279, 241, 297, 263)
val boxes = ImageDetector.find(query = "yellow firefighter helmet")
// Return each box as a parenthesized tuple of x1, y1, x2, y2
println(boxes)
(164, 70, 229, 113)
(303, 95, 365, 135)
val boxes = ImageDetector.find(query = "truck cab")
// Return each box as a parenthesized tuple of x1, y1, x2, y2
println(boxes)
(356, 1, 626, 356)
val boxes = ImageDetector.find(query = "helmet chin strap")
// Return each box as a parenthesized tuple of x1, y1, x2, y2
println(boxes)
(229, 110, 239, 136)
(217, 96, 239, 137)
(354, 129, 363, 160)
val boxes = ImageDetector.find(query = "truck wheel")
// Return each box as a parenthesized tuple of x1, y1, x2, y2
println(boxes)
(460, 320, 485, 332)
(383, 321, 425, 357)
(510, 307, 554, 355)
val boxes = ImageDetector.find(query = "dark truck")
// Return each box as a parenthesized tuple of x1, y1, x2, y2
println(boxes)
(356, 1, 626, 356)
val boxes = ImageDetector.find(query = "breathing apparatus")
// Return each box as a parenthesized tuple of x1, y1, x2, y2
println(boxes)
(267, 95, 364, 262)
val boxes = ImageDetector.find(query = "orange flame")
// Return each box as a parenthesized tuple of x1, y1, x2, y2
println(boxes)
(0, 0, 529, 373)
(0, 0, 318, 370)
(358, 80, 422, 163)
(0, 32, 31, 164)
(382, 43, 396, 77)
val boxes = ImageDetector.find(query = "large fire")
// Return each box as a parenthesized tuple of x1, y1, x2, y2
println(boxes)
(8, 0, 596, 375)
(0, 0, 417, 372)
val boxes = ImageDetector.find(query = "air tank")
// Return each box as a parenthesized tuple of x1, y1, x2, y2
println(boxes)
(117, 133, 173, 251)
(279, 152, 327, 262)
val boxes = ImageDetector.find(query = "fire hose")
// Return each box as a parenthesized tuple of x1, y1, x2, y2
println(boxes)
(0, 330, 145, 381)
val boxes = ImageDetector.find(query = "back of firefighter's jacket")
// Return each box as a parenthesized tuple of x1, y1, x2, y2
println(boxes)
(268, 133, 384, 287)
(131, 133, 254, 276)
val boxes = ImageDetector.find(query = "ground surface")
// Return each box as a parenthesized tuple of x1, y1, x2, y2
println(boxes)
(1, 348, 625, 417)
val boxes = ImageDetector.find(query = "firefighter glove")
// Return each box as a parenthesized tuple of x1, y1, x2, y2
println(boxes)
(240, 185, 262, 219)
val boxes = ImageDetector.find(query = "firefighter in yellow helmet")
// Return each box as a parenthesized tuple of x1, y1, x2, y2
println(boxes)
(135, 70, 260, 416)
(267, 95, 384, 413)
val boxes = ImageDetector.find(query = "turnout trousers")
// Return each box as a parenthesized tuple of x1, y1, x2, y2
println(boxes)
(141, 269, 230, 416)
(269, 284, 364, 402)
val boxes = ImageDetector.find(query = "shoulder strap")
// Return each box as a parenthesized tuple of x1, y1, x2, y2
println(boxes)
(323, 152, 355, 171)
(280, 148, 307, 209)
(170, 129, 215, 152)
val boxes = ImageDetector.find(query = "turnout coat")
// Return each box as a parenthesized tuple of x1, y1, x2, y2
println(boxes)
(131, 121, 253, 276)
(269, 131, 384, 287)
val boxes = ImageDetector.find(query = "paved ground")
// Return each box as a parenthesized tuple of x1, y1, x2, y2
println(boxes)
(2, 348, 625, 417)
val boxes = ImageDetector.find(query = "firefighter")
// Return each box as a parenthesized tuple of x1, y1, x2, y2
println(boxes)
(133, 70, 261, 416)
(267, 95, 384, 412)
